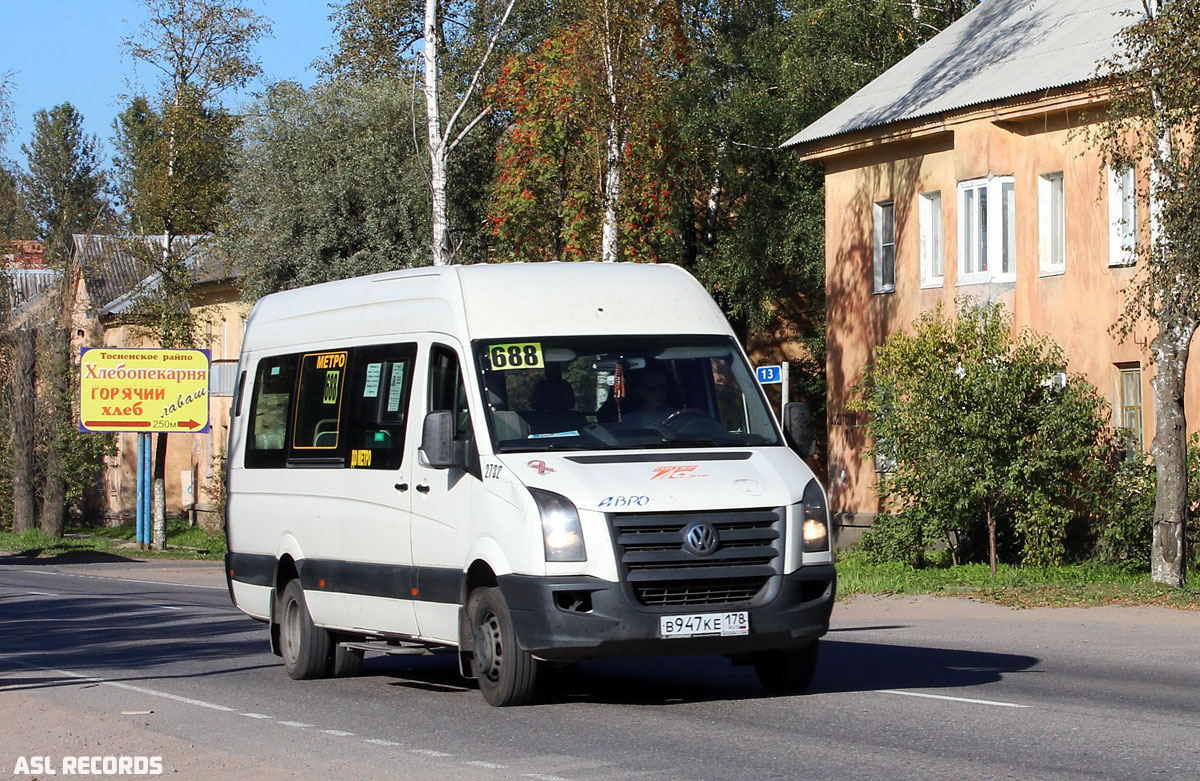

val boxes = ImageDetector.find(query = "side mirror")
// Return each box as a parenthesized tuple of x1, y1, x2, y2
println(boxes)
(419, 411, 466, 469)
(783, 402, 816, 457)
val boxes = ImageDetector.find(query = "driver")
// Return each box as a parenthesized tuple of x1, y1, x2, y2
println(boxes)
(620, 366, 673, 428)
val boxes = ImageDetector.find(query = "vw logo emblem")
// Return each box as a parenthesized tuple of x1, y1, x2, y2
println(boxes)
(682, 522, 719, 556)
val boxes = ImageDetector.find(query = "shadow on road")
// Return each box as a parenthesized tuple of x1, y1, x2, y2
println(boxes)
(360, 637, 1039, 707)
(0, 591, 268, 691)
(0, 551, 145, 566)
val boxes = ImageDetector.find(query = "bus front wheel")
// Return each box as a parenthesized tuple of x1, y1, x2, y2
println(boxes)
(469, 587, 537, 706)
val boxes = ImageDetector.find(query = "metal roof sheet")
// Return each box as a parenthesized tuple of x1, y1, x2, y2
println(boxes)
(71, 234, 232, 315)
(782, 0, 1142, 149)
(2, 268, 59, 314)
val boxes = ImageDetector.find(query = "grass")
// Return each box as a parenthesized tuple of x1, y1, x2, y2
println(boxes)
(836, 550, 1200, 609)
(0, 520, 227, 561)
(3, 525, 1197, 608)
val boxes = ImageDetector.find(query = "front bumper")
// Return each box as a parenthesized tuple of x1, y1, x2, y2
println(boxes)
(498, 565, 836, 661)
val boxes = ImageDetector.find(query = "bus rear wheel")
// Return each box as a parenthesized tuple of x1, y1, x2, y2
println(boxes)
(469, 587, 537, 706)
(279, 579, 332, 680)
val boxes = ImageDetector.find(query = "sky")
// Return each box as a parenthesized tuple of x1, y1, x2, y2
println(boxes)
(1, 1, 335, 162)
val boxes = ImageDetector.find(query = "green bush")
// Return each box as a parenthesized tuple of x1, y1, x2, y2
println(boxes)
(1095, 456, 1155, 569)
(852, 299, 1113, 568)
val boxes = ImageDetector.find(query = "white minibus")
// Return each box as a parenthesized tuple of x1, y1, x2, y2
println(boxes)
(224, 262, 835, 706)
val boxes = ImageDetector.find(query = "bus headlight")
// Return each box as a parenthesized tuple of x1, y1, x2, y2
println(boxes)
(801, 479, 830, 553)
(530, 489, 587, 562)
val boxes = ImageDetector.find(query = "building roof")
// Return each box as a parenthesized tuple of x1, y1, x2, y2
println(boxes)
(2, 267, 59, 315)
(782, 0, 1142, 149)
(72, 234, 233, 315)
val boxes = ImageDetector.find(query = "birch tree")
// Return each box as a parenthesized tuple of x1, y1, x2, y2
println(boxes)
(326, 0, 519, 265)
(578, 0, 684, 263)
(1093, 0, 1200, 587)
(422, 0, 517, 264)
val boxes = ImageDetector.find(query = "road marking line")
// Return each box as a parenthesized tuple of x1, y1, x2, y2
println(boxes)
(524, 774, 568, 780)
(21, 570, 226, 590)
(241, 713, 272, 719)
(410, 749, 452, 757)
(878, 689, 1030, 708)
(320, 729, 355, 737)
(363, 739, 401, 747)
(277, 721, 314, 728)
(17, 663, 237, 712)
(466, 760, 506, 769)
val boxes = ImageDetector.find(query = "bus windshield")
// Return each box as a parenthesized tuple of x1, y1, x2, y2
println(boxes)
(473, 335, 782, 452)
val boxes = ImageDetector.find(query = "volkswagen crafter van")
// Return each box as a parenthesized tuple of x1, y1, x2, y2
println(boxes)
(225, 262, 835, 706)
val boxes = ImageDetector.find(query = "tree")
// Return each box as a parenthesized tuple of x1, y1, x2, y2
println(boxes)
(320, 0, 424, 82)
(0, 73, 37, 535)
(225, 80, 430, 298)
(22, 104, 108, 249)
(576, 0, 686, 263)
(20, 103, 109, 537)
(486, 25, 683, 263)
(1091, 0, 1200, 586)
(118, 0, 270, 549)
(851, 300, 1111, 571)
(422, 0, 517, 264)
(320, 0, 521, 265)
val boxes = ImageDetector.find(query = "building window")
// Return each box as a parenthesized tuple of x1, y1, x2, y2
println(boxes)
(210, 360, 238, 397)
(919, 191, 943, 287)
(1108, 164, 1138, 266)
(873, 200, 896, 293)
(1117, 365, 1143, 453)
(1039, 172, 1066, 273)
(957, 176, 1015, 283)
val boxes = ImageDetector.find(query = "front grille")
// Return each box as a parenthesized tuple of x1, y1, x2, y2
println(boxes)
(610, 508, 784, 608)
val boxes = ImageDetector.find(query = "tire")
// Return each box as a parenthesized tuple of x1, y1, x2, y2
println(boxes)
(754, 640, 819, 694)
(279, 579, 332, 680)
(332, 644, 364, 677)
(469, 587, 538, 706)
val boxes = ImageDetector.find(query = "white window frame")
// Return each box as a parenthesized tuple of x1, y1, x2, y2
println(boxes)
(919, 191, 944, 288)
(873, 200, 896, 294)
(1116, 365, 1144, 453)
(1108, 164, 1138, 267)
(957, 175, 1016, 285)
(1039, 171, 1066, 274)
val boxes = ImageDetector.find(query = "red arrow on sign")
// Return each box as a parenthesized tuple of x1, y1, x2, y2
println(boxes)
(177, 419, 202, 430)
(83, 420, 151, 428)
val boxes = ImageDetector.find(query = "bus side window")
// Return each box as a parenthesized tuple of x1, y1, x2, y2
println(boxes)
(246, 356, 297, 469)
(346, 344, 416, 470)
(429, 344, 471, 442)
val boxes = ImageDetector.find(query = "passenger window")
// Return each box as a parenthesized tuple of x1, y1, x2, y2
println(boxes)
(345, 344, 416, 470)
(429, 345, 471, 441)
(246, 356, 296, 469)
(293, 351, 348, 451)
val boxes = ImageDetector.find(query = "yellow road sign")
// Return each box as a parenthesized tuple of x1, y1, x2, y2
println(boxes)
(79, 348, 211, 433)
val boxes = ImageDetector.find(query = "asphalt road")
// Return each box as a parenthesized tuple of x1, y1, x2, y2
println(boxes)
(1, 556, 1198, 780)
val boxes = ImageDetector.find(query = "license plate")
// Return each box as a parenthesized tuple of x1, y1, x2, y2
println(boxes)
(659, 611, 749, 638)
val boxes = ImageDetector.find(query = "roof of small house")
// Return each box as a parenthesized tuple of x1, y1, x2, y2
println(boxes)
(782, 0, 1143, 149)
(73, 234, 233, 315)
